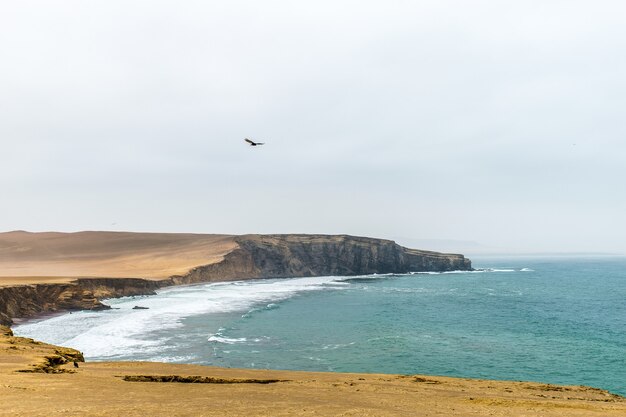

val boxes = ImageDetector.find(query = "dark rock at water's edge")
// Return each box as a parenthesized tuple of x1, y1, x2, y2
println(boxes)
(0, 279, 158, 326)
(0, 234, 472, 326)
(132, 306, 149, 310)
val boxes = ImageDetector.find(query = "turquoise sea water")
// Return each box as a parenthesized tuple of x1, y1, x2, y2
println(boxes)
(14, 256, 626, 395)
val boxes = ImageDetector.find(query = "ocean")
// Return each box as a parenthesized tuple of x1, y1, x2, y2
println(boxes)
(14, 256, 626, 396)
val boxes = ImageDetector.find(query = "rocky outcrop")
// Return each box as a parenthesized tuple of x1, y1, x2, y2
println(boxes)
(0, 283, 107, 326)
(0, 325, 13, 337)
(74, 278, 162, 299)
(0, 234, 472, 326)
(1, 325, 85, 373)
(0, 279, 162, 326)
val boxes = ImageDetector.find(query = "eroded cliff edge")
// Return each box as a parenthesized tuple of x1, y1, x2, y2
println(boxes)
(0, 234, 471, 326)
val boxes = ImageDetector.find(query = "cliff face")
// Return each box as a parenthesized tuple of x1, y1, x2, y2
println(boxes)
(0, 284, 106, 326)
(0, 279, 163, 326)
(0, 234, 472, 325)
(171, 235, 470, 285)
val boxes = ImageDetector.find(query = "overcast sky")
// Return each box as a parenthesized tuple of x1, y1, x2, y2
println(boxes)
(1, 1, 625, 254)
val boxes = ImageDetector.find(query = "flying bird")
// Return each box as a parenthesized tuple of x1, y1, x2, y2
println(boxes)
(245, 138, 265, 146)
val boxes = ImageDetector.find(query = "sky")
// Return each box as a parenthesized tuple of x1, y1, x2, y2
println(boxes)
(1, 1, 625, 254)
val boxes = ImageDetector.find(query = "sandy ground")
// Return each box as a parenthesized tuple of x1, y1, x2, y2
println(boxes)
(0, 231, 237, 284)
(1, 327, 624, 417)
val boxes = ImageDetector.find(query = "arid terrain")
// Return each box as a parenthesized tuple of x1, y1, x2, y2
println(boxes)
(1, 326, 624, 417)
(0, 231, 238, 283)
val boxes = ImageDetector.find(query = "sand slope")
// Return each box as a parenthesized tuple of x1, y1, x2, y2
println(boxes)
(0, 231, 237, 283)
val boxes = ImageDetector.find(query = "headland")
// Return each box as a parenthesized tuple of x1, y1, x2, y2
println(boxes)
(0, 231, 470, 325)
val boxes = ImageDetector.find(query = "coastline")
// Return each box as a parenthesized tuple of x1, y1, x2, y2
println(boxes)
(2, 325, 624, 416)
(5, 231, 624, 415)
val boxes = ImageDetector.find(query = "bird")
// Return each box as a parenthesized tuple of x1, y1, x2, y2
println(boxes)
(245, 138, 265, 146)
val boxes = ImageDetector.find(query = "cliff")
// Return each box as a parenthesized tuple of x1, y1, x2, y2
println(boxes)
(0, 233, 472, 326)
(0, 278, 162, 326)
(170, 235, 471, 285)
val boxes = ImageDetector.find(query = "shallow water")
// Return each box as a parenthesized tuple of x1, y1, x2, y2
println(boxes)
(14, 256, 626, 395)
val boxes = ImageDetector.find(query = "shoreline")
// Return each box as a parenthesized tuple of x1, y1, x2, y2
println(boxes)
(11, 270, 625, 400)
(1, 325, 624, 416)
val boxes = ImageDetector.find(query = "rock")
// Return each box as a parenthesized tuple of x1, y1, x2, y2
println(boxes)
(0, 312, 12, 326)
(0, 325, 13, 337)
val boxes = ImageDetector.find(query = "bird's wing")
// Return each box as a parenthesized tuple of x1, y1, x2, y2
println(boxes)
(256, 142, 265, 145)
(244, 138, 255, 145)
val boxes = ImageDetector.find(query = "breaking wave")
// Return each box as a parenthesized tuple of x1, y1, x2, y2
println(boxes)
(13, 275, 346, 359)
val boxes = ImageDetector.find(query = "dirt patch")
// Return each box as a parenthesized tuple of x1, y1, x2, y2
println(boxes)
(121, 375, 287, 384)
(412, 376, 441, 384)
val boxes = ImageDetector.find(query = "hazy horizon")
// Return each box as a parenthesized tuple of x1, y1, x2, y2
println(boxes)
(2, 1, 625, 254)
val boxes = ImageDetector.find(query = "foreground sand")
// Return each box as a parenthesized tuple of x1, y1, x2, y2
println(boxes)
(1, 327, 624, 417)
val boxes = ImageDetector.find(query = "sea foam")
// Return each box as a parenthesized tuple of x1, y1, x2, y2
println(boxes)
(14, 275, 346, 359)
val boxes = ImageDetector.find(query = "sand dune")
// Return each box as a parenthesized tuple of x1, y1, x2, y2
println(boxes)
(0, 231, 237, 283)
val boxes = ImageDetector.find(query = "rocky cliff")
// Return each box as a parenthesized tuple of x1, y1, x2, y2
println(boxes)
(0, 234, 471, 326)
(0, 279, 162, 326)
(170, 235, 471, 285)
